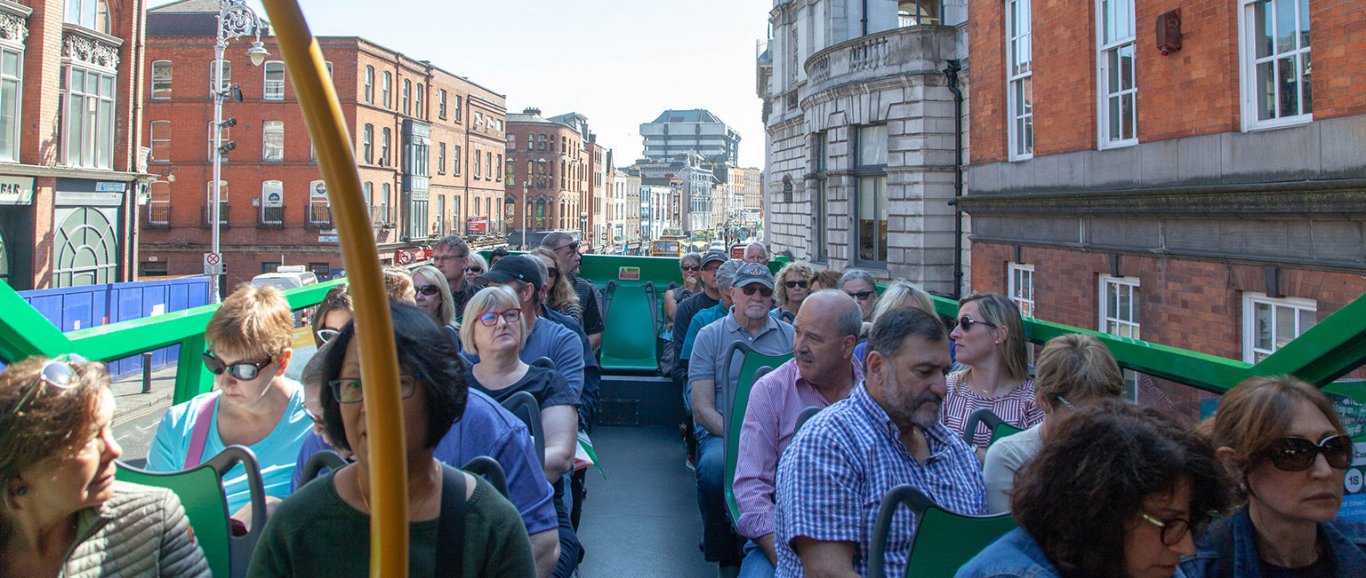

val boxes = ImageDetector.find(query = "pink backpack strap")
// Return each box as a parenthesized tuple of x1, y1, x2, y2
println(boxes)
(185, 393, 220, 469)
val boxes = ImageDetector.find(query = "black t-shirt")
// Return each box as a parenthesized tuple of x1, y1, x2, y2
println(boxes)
(451, 281, 481, 323)
(670, 291, 720, 385)
(570, 275, 604, 336)
(467, 363, 578, 410)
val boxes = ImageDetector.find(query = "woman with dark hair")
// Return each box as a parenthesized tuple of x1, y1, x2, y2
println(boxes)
(958, 399, 1230, 578)
(529, 247, 582, 323)
(250, 303, 536, 577)
(310, 283, 353, 347)
(943, 293, 1044, 452)
(1, 356, 209, 576)
(1182, 375, 1366, 577)
(489, 246, 511, 267)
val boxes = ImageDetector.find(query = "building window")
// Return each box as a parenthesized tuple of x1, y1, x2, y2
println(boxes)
(811, 132, 828, 262)
(150, 121, 171, 162)
(308, 180, 330, 225)
(474, 148, 482, 178)
(0, 47, 19, 163)
(1007, 0, 1034, 160)
(381, 71, 391, 108)
(1008, 263, 1035, 317)
(415, 83, 424, 119)
(402, 79, 411, 115)
(476, 111, 484, 127)
(854, 125, 888, 265)
(453, 145, 461, 175)
(210, 60, 231, 96)
(496, 154, 502, 181)
(204, 180, 229, 224)
(263, 61, 285, 101)
(898, 1, 940, 27)
(437, 142, 447, 174)
(380, 127, 391, 166)
(1097, 0, 1137, 147)
(66, 0, 109, 33)
(438, 89, 447, 119)
(362, 124, 373, 164)
(1242, 293, 1316, 363)
(361, 181, 373, 214)
(486, 152, 493, 180)
(364, 65, 374, 104)
(151, 60, 171, 99)
(1240, 0, 1312, 130)
(453, 95, 462, 123)
(262, 121, 284, 161)
(261, 180, 283, 224)
(62, 65, 116, 169)
(380, 183, 391, 225)
(148, 181, 171, 226)
(1099, 274, 1140, 399)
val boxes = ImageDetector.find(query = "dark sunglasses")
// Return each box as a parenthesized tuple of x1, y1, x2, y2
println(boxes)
(741, 285, 774, 297)
(957, 316, 998, 332)
(316, 328, 341, 344)
(9, 354, 86, 416)
(681, 265, 700, 272)
(784, 280, 808, 289)
(1265, 435, 1352, 472)
(555, 242, 580, 253)
(477, 308, 522, 327)
(328, 375, 417, 404)
(465, 266, 483, 274)
(202, 351, 273, 381)
(415, 284, 441, 297)
(845, 290, 874, 301)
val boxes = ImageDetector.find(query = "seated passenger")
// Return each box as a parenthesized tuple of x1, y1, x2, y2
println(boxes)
(466, 252, 489, 284)
(249, 303, 536, 577)
(691, 262, 796, 572)
(310, 283, 352, 348)
(958, 399, 1229, 578)
(530, 247, 583, 323)
(665, 252, 704, 331)
(148, 284, 312, 519)
(0, 356, 210, 576)
(382, 266, 417, 303)
(1182, 376, 1366, 577)
(735, 290, 863, 577)
(488, 246, 511, 268)
(672, 251, 727, 391)
(433, 236, 481, 324)
(983, 333, 1123, 513)
(837, 269, 879, 324)
(412, 264, 457, 329)
(770, 261, 814, 324)
(943, 293, 1044, 452)
(808, 269, 840, 292)
(680, 259, 744, 363)
(743, 242, 769, 265)
(852, 281, 937, 371)
(290, 339, 350, 491)
(524, 251, 601, 430)
(472, 255, 585, 401)
(540, 233, 604, 351)
(774, 307, 982, 577)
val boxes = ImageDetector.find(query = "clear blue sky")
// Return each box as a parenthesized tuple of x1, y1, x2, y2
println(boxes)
(153, 0, 773, 168)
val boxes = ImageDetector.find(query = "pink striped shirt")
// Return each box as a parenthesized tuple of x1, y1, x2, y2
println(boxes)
(940, 371, 1045, 449)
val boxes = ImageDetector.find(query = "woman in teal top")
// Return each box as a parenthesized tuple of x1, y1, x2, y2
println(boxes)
(249, 303, 535, 577)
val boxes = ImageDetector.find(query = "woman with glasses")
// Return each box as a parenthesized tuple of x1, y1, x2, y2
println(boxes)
(850, 281, 937, 371)
(412, 265, 458, 328)
(943, 293, 1044, 453)
(982, 334, 1124, 513)
(771, 261, 814, 324)
(250, 303, 536, 577)
(836, 269, 879, 322)
(0, 356, 210, 576)
(467, 253, 490, 284)
(959, 400, 1229, 578)
(147, 284, 313, 522)
(310, 284, 353, 348)
(529, 247, 583, 323)
(665, 252, 704, 327)
(1182, 376, 1366, 577)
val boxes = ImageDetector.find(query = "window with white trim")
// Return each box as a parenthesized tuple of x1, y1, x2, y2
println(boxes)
(1242, 293, 1316, 363)
(380, 127, 391, 166)
(437, 142, 446, 174)
(363, 65, 374, 104)
(151, 60, 171, 100)
(309, 180, 331, 225)
(1239, 0, 1311, 130)
(1008, 263, 1035, 317)
(260, 180, 283, 224)
(263, 61, 285, 101)
(1099, 274, 1140, 398)
(0, 45, 24, 162)
(1097, 0, 1136, 147)
(148, 181, 171, 225)
(262, 121, 284, 161)
(150, 121, 170, 162)
(362, 123, 373, 164)
(438, 89, 447, 119)
(208, 120, 230, 161)
(1007, 0, 1033, 160)
(205, 180, 229, 224)
(402, 79, 411, 115)
(381, 72, 391, 109)
(415, 84, 424, 119)
(62, 65, 116, 169)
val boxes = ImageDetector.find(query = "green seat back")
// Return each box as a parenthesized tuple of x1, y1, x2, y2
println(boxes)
(599, 282, 660, 372)
(991, 422, 1024, 444)
(116, 462, 232, 578)
(723, 347, 793, 521)
(903, 508, 1018, 577)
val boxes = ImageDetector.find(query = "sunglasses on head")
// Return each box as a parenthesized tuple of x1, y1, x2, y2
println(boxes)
(9, 354, 87, 416)
(415, 284, 441, 297)
(316, 328, 341, 344)
(1264, 435, 1352, 472)
(845, 290, 874, 301)
(477, 308, 522, 327)
(741, 285, 774, 297)
(784, 280, 808, 289)
(957, 316, 998, 332)
(203, 351, 273, 381)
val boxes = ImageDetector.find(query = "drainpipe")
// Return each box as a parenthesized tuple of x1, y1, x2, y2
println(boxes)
(861, 0, 869, 36)
(944, 59, 965, 299)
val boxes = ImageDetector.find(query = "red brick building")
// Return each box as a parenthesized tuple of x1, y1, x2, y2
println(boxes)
(140, 0, 506, 285)
(0, 0, 151, 290)
(964, 0, 1366, 414)
(504, 107, 589, 248)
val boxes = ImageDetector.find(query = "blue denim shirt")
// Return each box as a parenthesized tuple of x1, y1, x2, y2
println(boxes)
(1180, 507, 1366, 578)
(955, 528, 1061, 578)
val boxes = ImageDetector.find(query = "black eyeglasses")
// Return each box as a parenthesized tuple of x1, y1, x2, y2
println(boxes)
(845, 290, 875, 301)
(784, 280, 808, 289)
(1138, 512, 1194, 547)
(415, 284, 441, 297)
(555, 242, 580, 253)
(957, 316, 998, 332)
(202, 351, 273, 381)
(477, 308, 522, 327)
(1264, 435, 1352, 472)
(9, 354, 86, 416)
(741, 285, 774, 297)
(328, 375, 417, 404)
(316, 328, 341, 344)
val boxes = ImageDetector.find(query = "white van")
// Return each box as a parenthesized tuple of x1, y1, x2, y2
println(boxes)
(250, 268, 319, 292)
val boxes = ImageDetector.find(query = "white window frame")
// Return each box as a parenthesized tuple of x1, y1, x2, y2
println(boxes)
(363, 65, 374, 104)
(262, 120, 284, 161)
(1237, 0, 1312, 131)
(381, 71, 391, 109)
(149, 120, 170, 162)
(150, 60, 171, 100)
(308, 179, 331, 225)
(62, 64, 116, 169)
(0, 44, 22, 163)
(260, 180, 283, 224)
(1099, 274, 1140, 340)
(1008, 263, 1035, 317)
(263, 61, 285, 101)
(1006, 0, 1033, 160)
(1096, 0, 1137, 148)
(1242, 293, 1316, 363)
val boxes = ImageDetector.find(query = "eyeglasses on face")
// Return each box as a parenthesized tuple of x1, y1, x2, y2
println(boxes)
(203, 351, 273, 381)
(784, 280, 808, 289)
(477, 308, 522, 327)
(1138, 512, 1194, 547)
(9, 354, 87, 417)
(415, 284, 442, 297)
(328, 375, 418, 404)
(432, 253, 467, 264)
(845, 290, 875, 301)
(741, 285, 774, 298)
(957, 316, 998, 332)
(1265, 435, 1352, 472)
(316, 328, 341, 344)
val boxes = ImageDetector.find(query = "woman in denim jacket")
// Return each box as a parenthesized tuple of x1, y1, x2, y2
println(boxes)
(1182, 375, 1366, 578)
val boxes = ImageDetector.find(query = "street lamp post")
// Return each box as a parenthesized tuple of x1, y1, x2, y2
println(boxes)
(210, 0, 269, 301)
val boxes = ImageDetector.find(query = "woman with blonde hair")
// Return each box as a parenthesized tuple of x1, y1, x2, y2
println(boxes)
(943, 292, 1043, 451)
(529, 247, 582, 323)
(411, 265, 457, 327)
(771, 261, 814, 323)
(852, 281, 937, 369)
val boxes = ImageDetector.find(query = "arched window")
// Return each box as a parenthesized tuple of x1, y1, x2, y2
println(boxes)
(897, 1, 940, 27)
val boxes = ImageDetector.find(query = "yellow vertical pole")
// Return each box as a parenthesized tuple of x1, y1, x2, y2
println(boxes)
(258, 2, 408, 576)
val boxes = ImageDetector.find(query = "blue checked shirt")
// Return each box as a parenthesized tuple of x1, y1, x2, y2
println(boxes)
(773, 382, 986, 578)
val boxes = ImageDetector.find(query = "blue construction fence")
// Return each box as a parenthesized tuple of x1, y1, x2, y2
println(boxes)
(19, 276, 214, 379)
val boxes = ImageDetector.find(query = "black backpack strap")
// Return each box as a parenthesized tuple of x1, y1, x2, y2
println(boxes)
(435, 465, 467, 578)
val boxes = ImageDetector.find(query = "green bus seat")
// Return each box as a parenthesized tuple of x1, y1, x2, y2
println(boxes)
(962, 408, 1025, 447)
(868, 483, 1018, 578)
(599, 281, 661, 373)
(720, 342, 793, 522)
(501, 389, 545, 474)
(298, 449, 347, 487)
(115, 445, 267, 578)
(794, 406, 822, 433)
(462, 456, 510, 498)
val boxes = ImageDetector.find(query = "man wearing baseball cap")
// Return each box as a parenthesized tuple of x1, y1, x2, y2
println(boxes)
(688, 261, 796, 574)
(670, 250, 729, 469)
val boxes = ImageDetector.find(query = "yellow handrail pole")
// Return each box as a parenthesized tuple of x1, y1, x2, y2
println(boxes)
(259, 1, 408, 576)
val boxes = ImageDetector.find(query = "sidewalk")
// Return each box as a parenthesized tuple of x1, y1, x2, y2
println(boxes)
(110, 362, 179, 428)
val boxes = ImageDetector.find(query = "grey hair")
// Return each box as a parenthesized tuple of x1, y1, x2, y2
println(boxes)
(869, 307, 947, 358)
(745, 242, 768, 257)
(540, 231, 575, 249)
(679, 252, 701, 267)
(434, 235, 469, 254)
(716, 259, 745, 291)
(838, 268, 877, 291)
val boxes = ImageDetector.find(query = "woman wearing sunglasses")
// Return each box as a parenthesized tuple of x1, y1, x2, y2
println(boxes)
(1182, 376, 1366, 577)
(665, 252, 704, 328)
(467, 252, 490, 281)
(250, 303, 536, 577)
(411, 265, 458, 328)
(771, 261, 814, 324)
(0, 356, 211, 576)
(943, 292, 1043, 453)
(529, 247, 583, 324)
(959, 399, 1229, 578)
(147, 284, 313, 522)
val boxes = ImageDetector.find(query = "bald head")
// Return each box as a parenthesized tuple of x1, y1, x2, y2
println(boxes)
(793, 290, 862, 384)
